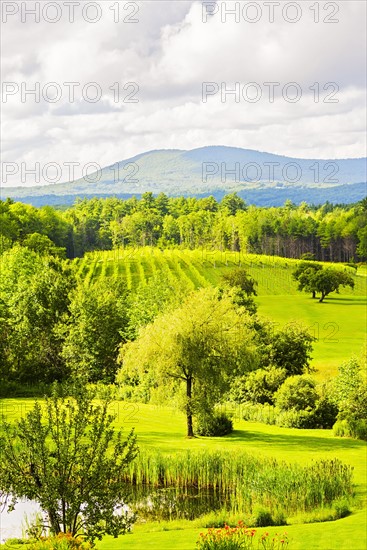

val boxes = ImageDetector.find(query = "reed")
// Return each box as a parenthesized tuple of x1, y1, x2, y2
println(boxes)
(123, 450, 354, 516)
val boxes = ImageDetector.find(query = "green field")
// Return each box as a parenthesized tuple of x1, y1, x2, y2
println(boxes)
(1, 400, 366, 550)
(74, 248, 367, 378)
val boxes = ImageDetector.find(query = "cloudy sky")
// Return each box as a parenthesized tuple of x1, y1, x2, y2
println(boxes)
(1, 0, 366, 186)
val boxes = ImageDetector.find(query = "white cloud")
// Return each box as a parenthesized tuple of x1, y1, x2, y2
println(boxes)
(1, 0, 366, 186)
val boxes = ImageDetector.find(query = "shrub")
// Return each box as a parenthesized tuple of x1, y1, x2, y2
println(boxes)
(334, 377, 367, 440)
(242, 402, 277, 425)
(312, 394, 338, 428)
(333, 498, 352, 519)
(333, 419, 367, 441)
(242, 367, 288, 405)
(242, 401, 336, 430)
(252, 506, 274, 527)
(334, 357, 363, 404)
(275, 376, 318, 411)
(276, 409, 315, 429)
(196, 412, 233, 437)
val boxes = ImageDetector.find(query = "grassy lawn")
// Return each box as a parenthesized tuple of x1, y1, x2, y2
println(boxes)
(99, 511, 367, 550)
(256, 294, 367, 378)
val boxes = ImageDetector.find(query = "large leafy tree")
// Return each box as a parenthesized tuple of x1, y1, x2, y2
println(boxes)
(293, 263, 355, 302)
(118, 288, 257, 437)
(310, 268, 355, 302)
(243, 317, 315, 376)
(61, 280, 130, 383)
(0, 247, 75, 382)
(0, 382, 137, 541)
(293, 261, 323, 298)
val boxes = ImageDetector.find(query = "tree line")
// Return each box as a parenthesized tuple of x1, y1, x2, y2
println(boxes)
(1, 195, 366, 261)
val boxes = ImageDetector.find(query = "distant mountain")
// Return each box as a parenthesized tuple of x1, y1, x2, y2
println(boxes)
(3, 146, 367, 206)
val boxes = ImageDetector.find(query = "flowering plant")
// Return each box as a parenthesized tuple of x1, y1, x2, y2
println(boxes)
(197, 522, 289, 550)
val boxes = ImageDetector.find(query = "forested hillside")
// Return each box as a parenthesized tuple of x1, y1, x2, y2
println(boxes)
(1, 195, 366, 262)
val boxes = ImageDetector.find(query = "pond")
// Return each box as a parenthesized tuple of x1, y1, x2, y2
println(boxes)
(0, 498, 46, 543)
(0, 487, 230, 542)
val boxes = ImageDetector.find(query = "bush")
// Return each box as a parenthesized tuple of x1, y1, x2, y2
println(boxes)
(252, 506, 274, 527)
(275, 376, 318, 411)
(333, 498, 352, 519)
(333, 419, 367, 441)
(276, 409, 315, 429)
(312, 395, 338, 428)
(334, 357, 363, 404)
(242, 401, 336, 430)
(243, 367, 288, 405)
(196, 412, 233, 437)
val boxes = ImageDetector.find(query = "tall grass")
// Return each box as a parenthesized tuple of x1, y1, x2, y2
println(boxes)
(123, 450, 353, 516)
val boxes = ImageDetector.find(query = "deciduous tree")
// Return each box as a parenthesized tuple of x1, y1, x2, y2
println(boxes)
(118, 288, 257, 437)
(0, 382, 137, 541)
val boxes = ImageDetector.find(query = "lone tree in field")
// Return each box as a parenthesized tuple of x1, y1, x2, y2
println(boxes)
(293, 261, 323, 298)
(311, 268, 355, 302)
(0, 382, 137, 541)
(118, 287, 257, 437)
(293, 263, 355, 302)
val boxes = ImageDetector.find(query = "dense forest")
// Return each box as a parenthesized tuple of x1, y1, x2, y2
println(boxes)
(1, 194, 366, 262)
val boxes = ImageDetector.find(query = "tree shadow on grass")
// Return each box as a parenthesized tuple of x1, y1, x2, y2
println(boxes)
(227, 429, 366, 452)
(325, 297, 367, 304)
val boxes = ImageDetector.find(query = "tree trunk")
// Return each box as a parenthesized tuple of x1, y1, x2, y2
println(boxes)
(312, 291, 316, 299)
(319, 292, 325, 303)
(48, 508, 61, 534)
(186, 377, 194, 438)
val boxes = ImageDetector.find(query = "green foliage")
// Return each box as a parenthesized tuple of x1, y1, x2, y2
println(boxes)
(118, 287, 257, 436)
(332, 358, 367, 440)
(0, 246, 75, 383)
(333, 357, 363, 403)
(221, 268, 258, 314)
(2, 197, 367, 262)
(231, 367, 287, 405)
(0, 382, 138, 541)
(245, 319, 315, 376)
(251, 506, 276, 527)
(293, 261, 323, 298)
(242, 388, 338, 430)
(333, 419, 367, 441)
(61, 280, 130, 383)
(275, 376, 318, 412)
(267, 324, 315, 375)
(22, 232, 66, 258)
(293, 262, 355, 302)
(195, 412, 233, 437)
(128, 271, 190, 336)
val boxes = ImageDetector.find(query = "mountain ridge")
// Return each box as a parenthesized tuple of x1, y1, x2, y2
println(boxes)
(3, 146, 366, 207)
